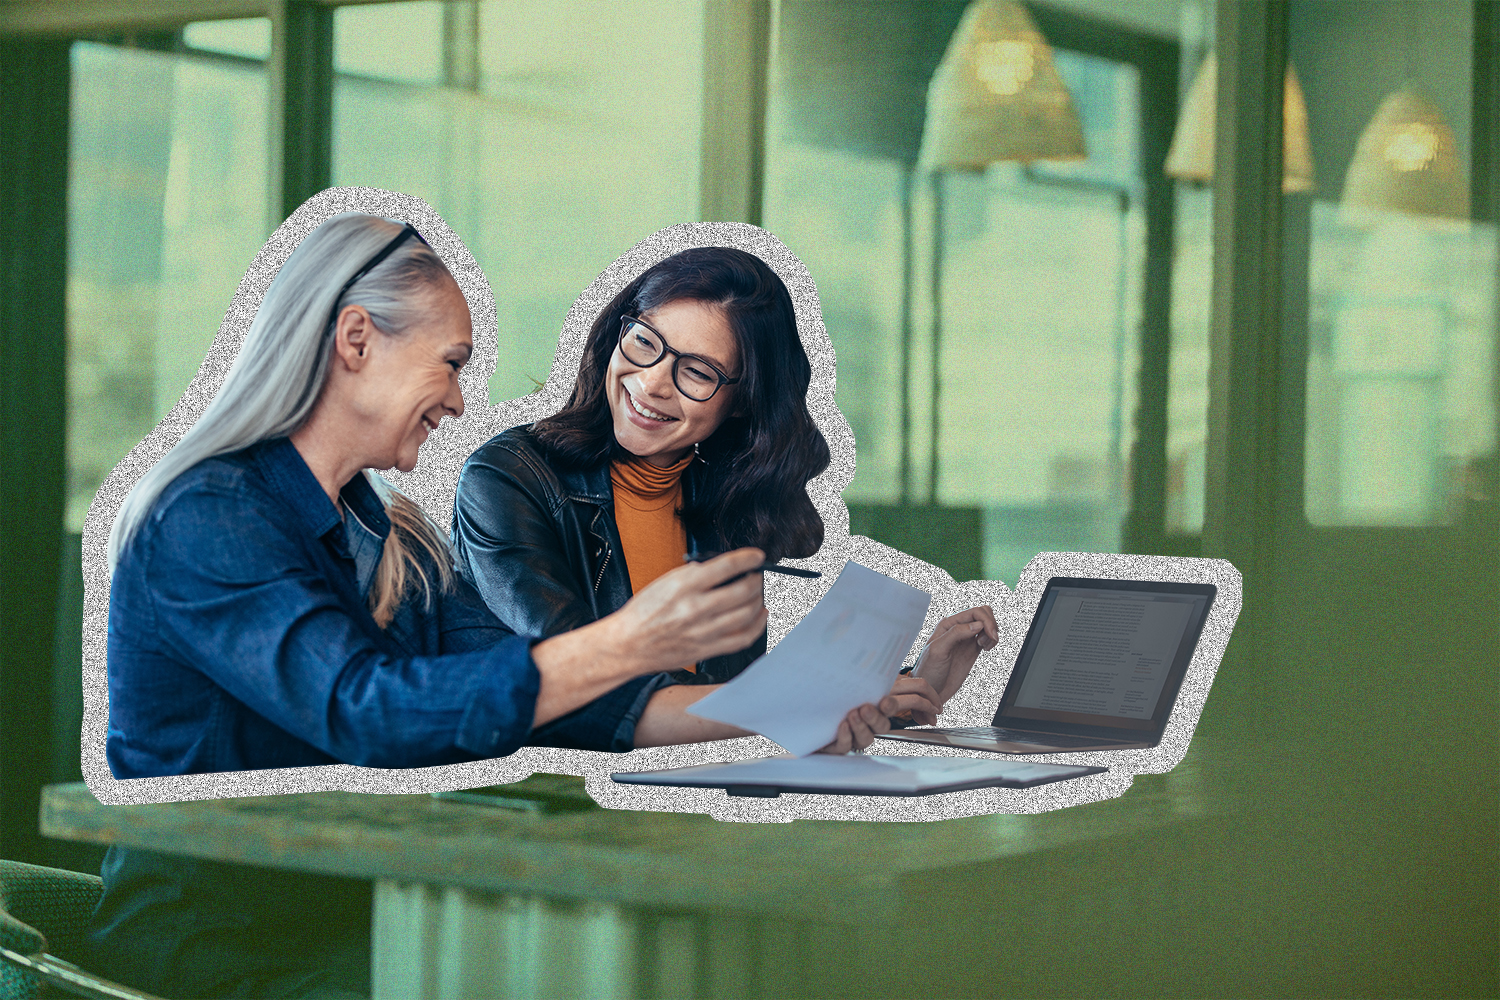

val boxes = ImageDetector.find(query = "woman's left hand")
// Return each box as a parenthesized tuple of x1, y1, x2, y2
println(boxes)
(815, 676, 944, 754)
(912, 606, 999, 706)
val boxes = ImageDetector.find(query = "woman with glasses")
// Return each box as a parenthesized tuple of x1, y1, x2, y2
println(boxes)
(92, 216, 912, 999)
(452, 246, 998, 748)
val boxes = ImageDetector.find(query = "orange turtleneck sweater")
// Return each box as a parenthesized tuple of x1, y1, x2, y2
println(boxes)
(610, 451, 694, 596)
(611, 451, 696, 671)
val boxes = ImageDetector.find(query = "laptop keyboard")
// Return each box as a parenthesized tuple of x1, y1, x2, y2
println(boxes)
(942, 727, 1122, 748)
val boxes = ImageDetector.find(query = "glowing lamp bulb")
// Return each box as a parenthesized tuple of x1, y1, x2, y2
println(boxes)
(1383, 123, 1439, 172)
(974, 39, 1035, 96)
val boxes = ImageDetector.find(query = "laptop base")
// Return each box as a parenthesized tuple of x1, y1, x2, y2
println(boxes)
(876, 729, 1152, 755)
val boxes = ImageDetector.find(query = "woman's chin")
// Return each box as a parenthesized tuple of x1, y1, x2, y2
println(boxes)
(613, 421, 662, 457)
(617, 435, 680, 465)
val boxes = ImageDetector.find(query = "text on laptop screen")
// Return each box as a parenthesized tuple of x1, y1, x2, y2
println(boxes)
(998, 586, 1209, 731)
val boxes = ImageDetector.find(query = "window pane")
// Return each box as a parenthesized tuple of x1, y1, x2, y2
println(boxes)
(762, 144, 908, 503)
(941, 50, 1144, 586)
(66, 34, 269, 530)
(1165, 180, 1210, 535)
(182, 17, 272, 61)
(331, 0, 705, 404)
(765, 4, 1149, 585)
(1291, 0, 1494, 526)
(334, 0, 444, 85)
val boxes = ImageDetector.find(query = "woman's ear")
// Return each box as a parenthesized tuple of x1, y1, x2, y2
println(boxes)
(332, 304, 374, 371)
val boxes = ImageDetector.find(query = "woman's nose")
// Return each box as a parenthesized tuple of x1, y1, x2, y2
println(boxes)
(444, 372, 464, 417)
(638, 359, 676, 397)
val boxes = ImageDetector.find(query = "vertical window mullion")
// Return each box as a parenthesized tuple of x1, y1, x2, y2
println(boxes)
(1476, 0, 1500, 458)
(269, 0, 333, 224)
(0, 34, 71, 865)
(699, 0, 770, 224)
(1203, 1, 1288, 595)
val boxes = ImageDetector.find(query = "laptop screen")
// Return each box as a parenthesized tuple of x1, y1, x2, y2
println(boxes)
(993, 579, 1216, 734)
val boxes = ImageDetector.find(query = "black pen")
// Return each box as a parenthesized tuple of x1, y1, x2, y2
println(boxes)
(683, 552, 822, 579)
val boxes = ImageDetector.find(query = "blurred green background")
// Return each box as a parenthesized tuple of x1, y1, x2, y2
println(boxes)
(1, 1, 1494, 996)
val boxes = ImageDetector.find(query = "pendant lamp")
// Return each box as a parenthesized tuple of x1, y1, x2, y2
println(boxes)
(1341, 87, 1468, 222)
(917, 0, 1086, 170)
(1164, 52, 1316, 193)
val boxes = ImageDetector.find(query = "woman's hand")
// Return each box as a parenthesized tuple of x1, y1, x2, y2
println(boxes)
(816, 676, 943, 754)
(606, 547, 769, 674)
(911, 606, 999, 705)
(532, 548, 767, 729)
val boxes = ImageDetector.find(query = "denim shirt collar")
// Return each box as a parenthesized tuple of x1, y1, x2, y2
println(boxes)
(341, 476, 391, 599)
(253, 437, 342, 538)
(252, 439, 391, 595)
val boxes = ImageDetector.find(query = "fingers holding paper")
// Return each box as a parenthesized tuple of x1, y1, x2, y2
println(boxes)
(817, 680, 943, 754)
(614, 547, 769, 668)
(819, 703, 888, 755)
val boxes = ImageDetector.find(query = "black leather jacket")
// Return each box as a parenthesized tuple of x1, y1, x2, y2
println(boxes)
(451, 424, 766, 685)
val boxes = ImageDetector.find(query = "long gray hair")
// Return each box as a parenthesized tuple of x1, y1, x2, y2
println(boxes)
(108, 213, 458, 626)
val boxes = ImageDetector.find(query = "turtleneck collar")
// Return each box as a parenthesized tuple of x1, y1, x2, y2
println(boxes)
(610, 451, 694, 503)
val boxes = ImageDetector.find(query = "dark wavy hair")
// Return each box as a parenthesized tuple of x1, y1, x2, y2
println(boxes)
(532, 246, 830, 562)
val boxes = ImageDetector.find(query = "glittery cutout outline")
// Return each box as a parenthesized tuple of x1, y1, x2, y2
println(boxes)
(80, 187, 1239, 820)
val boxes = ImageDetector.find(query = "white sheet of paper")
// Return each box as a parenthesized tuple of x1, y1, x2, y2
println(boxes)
(615, 754, 1096, 793)
(686, 561, 931, 755)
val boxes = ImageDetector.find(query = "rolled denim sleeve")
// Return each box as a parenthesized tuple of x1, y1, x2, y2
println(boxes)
(143, 485, 540, 768)
(438, 543, 666, 753)
(529, 671, 675, 752)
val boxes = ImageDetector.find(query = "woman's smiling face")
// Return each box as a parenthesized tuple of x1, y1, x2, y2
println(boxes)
(605, 298, 741, 468)
(353, 277, 472, 473)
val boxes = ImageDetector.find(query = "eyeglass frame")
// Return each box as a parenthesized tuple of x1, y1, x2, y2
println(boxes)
(324, 223, 429, 335)
(617, 314, 742, 402)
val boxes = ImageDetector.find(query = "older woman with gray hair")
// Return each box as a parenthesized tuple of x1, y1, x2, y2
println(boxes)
(90, 213, 941, 998)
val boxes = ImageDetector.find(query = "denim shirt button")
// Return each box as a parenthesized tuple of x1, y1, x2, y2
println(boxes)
(491, 729, 501, 746)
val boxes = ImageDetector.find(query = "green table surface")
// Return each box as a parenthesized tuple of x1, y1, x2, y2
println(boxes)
(41, 750, 1242, 922)
(39, 734, 1499, 996)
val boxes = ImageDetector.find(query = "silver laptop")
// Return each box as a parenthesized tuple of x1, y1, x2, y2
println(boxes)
(878, 577, 1216, 754)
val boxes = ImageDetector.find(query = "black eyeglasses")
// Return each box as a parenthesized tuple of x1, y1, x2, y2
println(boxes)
(618, 315, 741, 402)
(325, 223, 428, 334)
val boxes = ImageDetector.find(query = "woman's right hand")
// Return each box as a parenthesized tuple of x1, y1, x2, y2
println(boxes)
(607, 547, 769, 674)
(530, 548, 767, 728)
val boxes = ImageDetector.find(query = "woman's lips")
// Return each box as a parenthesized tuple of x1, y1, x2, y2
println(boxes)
(624, 390, 677, 428)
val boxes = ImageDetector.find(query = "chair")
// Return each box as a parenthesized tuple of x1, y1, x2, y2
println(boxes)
(0, 860, 161, 1000)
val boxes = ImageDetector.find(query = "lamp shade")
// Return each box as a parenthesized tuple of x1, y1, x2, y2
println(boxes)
(917, 0, 1085, 170)
(1341, 87, 1468, 222)
(1164, 52, 1316, 193)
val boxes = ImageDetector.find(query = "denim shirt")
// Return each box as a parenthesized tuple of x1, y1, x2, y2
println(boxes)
(90, 437, 664, 998)
(105, 436, 657, 778)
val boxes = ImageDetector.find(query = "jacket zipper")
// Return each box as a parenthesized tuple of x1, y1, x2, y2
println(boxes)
(589, 506, 611, 593)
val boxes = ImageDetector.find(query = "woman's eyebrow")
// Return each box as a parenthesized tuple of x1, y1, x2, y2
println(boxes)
(643, 315, 733, 373)
(686, 348, 732, 372)
(450, 343, 473, 362)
